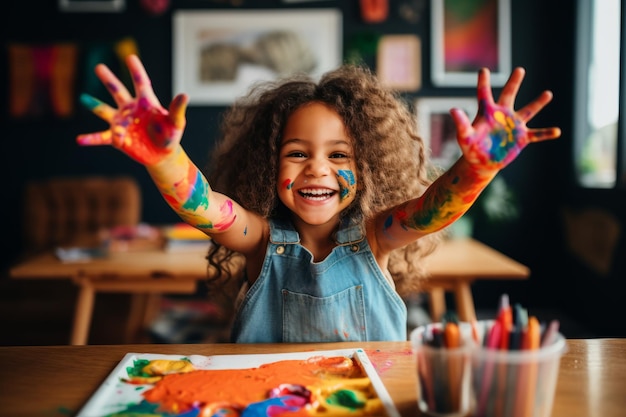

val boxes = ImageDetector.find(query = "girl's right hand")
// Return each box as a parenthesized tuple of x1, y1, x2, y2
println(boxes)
(77, 54, 188, 166)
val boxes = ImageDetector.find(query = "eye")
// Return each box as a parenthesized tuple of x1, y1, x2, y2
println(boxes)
(329, 152, 349, 159)
(286, 151, 306, 158)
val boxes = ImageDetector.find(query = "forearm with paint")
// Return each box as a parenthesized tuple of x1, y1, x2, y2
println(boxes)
(146, 146, 234, 232)
(401, 157, 496, 233)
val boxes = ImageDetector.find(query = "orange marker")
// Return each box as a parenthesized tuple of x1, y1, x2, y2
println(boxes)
(444, 322, 460, 348)
(523, 316, 541, 350)
(516, 315, 541, 417)
(444, 322, 461, 411)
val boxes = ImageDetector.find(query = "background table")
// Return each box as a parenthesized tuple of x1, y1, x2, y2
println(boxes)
(421, 237, 529, 322)
(9, 237, 529, 345)
(10, 249, 207, 345)
(0, 339, 624, 417)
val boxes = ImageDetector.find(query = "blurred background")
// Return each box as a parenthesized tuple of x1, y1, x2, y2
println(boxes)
(1, 0, 624, 345)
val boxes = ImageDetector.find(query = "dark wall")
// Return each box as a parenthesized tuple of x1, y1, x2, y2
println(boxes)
(3, 1, 624, 335)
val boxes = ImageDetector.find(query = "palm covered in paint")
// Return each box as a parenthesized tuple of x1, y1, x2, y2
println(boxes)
(77, 55, 188, 166)
(450, 68, 561, 172)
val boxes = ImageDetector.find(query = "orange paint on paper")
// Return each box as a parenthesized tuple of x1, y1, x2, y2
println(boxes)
(134, 356, 382, 416)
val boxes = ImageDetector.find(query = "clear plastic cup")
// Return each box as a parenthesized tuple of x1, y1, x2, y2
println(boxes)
(469, 320, 567, 417)
(410, 323, 474, 417)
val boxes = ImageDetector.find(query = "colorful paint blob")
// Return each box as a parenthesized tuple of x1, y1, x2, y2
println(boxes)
(282, 179, 294, 190)
(79, 351, 392, 417)
(336, 170, 356, 202)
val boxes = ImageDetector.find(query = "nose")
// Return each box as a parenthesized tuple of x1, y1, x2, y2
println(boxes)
(305, 156, 331, 177)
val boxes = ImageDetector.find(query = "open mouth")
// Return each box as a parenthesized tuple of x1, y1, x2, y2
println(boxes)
(298, 188, 336, 201)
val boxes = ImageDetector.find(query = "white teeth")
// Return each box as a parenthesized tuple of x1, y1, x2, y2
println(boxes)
(300, 188, 333, 195)
(299, 188, 335, 201)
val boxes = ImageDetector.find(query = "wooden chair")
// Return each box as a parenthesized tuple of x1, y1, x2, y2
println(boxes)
(22, 176, 141, 255)
(18, 176, 143, 344)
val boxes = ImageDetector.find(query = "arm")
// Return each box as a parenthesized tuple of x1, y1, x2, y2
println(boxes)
(377, 67, 561, 249)
(77, 54, 264, 254)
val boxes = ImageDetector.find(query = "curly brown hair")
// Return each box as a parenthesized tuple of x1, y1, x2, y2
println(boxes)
(205, 64, 443, 303)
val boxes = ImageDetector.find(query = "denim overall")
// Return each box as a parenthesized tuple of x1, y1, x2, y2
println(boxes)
(231, 217, 408, 343)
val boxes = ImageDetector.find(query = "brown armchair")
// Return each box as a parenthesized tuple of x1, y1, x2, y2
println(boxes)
(22, 176, 141, 255)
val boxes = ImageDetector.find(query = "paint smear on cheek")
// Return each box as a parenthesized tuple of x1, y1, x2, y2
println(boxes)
(282, 179, 294, 190)
(337, 170, 356, 201)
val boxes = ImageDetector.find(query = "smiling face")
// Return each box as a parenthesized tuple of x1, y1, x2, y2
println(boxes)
(277, 102, 358, 227)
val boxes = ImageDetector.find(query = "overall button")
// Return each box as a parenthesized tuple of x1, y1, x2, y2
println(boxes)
(351, 244, 359, 252)
(276, 246, 285, 254)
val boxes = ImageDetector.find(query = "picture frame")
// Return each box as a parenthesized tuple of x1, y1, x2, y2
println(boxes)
(376, 34, 421, 92)
(416, 97, 477, 169)
(173, 9, 342, 105)
(430, 0, 511, 87)
(58, 0, 125, 12)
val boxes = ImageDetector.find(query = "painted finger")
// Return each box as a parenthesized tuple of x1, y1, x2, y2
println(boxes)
(80, 94, 116, 122)
(498, 67, 525, 108)
(169, 93, 189, 129)
(94, 64, 132, 106)
(516, 90, 554, 123)
(476, 68, 495, 109)
(527, 127, 562, 143)
(450, 108, 473, 138)
(126, 54, 160, 105)
(77, 130, 113, 146)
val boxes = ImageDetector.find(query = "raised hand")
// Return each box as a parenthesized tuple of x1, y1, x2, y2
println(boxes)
(77, 54, 188, 166)
(450, 67, 561, 172)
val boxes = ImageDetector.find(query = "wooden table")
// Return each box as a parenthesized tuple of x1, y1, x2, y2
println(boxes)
(0, 339, 623, 417)
(9, 249, 208, 345)
(9, 238, 529, 345)
(421, 238, 530, 322)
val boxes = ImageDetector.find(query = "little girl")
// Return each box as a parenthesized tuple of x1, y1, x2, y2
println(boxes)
(78, 55, 560, 342)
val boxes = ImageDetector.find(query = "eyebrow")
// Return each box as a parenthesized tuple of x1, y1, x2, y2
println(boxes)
(281, 138, 351, 147)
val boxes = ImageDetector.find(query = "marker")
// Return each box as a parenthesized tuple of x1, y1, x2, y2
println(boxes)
(476, 320, 502, 417)
(540, 320, 560, 348)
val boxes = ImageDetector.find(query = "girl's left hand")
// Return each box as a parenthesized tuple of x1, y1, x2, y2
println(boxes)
(450, 67, 561, 172)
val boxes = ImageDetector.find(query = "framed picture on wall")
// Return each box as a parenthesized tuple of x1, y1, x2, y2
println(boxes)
(415, 97, 477, 170)
(430, 0, 511, 87)
(58, 0, 125, 12)
(376, 34, 421, 92)
(173, 9, 342, 105)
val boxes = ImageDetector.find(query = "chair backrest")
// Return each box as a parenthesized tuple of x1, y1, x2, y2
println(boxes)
(23, 176, 141, 254)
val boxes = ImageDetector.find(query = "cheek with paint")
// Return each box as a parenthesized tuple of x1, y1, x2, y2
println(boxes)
(282, 179, 294, 190)
(336, 170, 356, 202)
